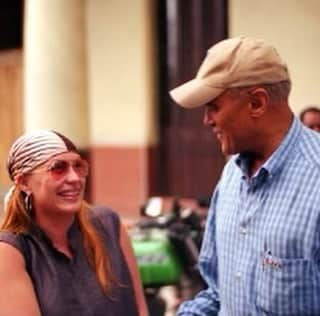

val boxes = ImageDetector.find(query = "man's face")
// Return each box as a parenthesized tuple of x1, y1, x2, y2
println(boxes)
(203, 88, 253, 156)
(302, 111, 320, 132)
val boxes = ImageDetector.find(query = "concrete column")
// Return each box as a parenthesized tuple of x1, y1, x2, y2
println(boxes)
(23, 0, 88, 147)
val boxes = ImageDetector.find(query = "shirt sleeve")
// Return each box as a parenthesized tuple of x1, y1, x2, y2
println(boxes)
(0, 232, 24, 253)
(177, 188, 220, 316)
(177, 287, 219, 316)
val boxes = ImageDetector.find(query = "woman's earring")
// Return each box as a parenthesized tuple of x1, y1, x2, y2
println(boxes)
(24, 192, 33, 213)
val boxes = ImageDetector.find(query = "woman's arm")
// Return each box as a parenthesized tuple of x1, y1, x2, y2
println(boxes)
(0, 242, 41, 316)
(119, 222, 149, 316)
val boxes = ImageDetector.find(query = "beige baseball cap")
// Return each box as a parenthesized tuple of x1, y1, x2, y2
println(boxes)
(169, 36, 290, 108)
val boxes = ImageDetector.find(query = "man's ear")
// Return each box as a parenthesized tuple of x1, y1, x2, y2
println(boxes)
(248, 87, 269, 118)
(15, 174, 31, 194)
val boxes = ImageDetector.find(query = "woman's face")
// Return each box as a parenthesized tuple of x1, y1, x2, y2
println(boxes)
(22, 152, 88, 218)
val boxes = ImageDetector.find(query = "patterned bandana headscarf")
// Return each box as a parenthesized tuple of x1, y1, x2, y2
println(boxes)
(7, 129, 78, 182)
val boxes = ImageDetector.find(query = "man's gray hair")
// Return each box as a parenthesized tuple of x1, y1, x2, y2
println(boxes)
(229, 80, 291, 103)
(261, 80, 291, 102)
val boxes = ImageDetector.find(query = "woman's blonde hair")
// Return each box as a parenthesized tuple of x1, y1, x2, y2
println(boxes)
(1, 187, 115, 294)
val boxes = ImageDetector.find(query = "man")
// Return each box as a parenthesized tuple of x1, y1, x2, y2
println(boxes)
(300, 106, 320, 132)
(169, 37, 320, 315)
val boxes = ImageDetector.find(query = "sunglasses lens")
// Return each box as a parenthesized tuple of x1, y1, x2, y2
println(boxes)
(48, 159, 88, 179)
(49, 160, 69, 178)
(73, 160, 88, 177)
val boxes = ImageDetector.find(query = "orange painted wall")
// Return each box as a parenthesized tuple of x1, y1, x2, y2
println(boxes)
(88, 145, 156, 219)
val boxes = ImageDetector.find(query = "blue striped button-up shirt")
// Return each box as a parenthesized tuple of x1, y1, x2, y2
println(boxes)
(177, 117, 320, 316)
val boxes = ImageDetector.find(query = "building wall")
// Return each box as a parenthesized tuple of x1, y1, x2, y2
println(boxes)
(229, 0, 320, 114)
(86, 0, 158, 146)
(0, 50, 22, 210)
(87, 1, 320, 217)
(2, 1, 320, 216)
(0, 0, 158, 218)
(86, 0, 158, 218)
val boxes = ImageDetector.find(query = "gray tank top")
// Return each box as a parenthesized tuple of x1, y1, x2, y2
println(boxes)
(0, 207, 139, 316)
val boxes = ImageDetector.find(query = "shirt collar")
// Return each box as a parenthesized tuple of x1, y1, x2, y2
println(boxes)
(235, 115, 302, 179)
(27, 217, 79, 248)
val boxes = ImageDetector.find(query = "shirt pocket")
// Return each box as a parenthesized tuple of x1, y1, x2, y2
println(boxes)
(255, 257, 320, 316)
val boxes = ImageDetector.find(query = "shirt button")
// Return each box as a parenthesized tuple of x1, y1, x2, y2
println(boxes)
(240, 226, 247, 234)
(235, 271, 241, 278)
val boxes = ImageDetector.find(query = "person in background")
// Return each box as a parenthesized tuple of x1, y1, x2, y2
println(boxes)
(0, 129, 148, 316)
(299, 105, 320, 132)
(169, 36, 320, 315)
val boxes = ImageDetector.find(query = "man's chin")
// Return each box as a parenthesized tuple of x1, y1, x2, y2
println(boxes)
(220, 143, 238, 157)
(221, 147, 233, 157)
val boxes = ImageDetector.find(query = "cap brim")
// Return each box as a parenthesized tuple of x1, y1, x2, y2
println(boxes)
(169, 79, 225, 108)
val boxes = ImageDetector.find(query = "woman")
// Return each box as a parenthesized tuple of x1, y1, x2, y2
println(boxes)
(0, 130, 148, 316)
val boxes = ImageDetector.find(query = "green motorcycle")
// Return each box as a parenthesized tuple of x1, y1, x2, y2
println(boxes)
(131, 197, 206, 316)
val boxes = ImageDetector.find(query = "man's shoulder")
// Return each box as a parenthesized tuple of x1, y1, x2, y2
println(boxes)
(218, 156, 241, 188)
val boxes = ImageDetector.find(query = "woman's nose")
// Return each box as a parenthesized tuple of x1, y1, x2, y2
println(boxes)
(65, 165, 81, 181)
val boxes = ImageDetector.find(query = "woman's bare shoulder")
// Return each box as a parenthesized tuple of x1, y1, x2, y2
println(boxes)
(0, 241, 41, 315)
(0, 241, 24, 269)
